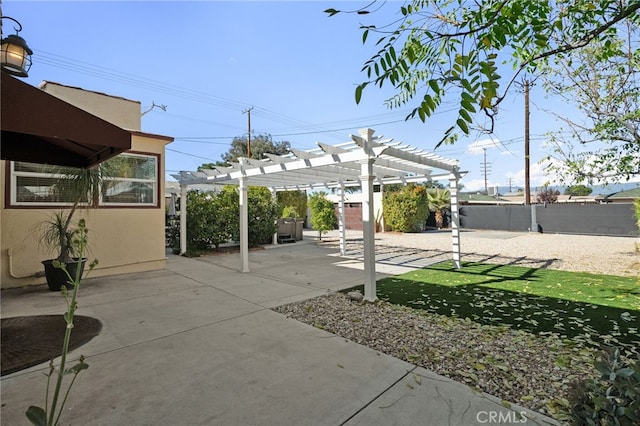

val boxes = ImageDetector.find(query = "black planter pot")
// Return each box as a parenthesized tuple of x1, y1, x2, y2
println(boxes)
(41, 258, 87, 292)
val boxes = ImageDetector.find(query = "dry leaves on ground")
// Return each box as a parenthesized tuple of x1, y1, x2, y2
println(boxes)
(275, 293, 603, 422)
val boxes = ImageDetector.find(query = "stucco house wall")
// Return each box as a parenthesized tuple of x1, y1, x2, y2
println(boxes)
(39, 81, 141, 131)
(1, 83, 172, 289)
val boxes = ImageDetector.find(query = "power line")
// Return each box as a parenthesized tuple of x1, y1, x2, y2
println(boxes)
(166, 148, 218, 162)
(36, 50, 476, 143)
(34, 50, 250, 110)
(35, 48, 573, 168)
(35, 49, 396, 139)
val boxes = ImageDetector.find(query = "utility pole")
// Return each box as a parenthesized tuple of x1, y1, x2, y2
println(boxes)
(480, 148, 491, 194)
(242, 107, 253, 158)
(524, 80, 531, 206)
(507, 178, 514, 193)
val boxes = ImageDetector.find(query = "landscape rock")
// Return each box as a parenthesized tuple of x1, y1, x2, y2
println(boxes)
(346, 291, 364, 302)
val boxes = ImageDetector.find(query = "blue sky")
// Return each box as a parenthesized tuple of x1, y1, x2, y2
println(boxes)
(3, 0, 601, 191)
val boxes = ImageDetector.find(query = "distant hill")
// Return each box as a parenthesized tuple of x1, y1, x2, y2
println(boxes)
(590, 182, 640, 196)
(606, 187, 640, 199)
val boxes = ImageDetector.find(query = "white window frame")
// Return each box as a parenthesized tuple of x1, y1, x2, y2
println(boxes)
(9, 153, 159, 207)
(100, 153, 159, 207)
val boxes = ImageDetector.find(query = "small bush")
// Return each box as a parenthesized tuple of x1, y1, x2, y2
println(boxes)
(383, 184, 429, 232)
(569, 347, 640, 425)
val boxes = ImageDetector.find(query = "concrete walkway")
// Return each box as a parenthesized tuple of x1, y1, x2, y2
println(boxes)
(1, 239, 557, 425)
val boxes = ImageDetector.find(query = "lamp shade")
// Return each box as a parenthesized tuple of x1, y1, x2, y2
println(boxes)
(1, 34, 32, 77)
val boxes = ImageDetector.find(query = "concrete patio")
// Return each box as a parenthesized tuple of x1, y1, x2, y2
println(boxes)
(1, 238, 557, 425)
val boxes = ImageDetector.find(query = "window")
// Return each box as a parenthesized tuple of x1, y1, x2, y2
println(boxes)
(10, 153, 159, 207)
(101, 154, 158, 206)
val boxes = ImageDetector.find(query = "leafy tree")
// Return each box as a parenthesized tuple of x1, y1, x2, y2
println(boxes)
(277, 190, 307, 218)
(221, 134, 291, 162)
(308, 192, 337, 240)
(198, 161, 229, 170)
(427, 188, 451, 229)
(536, 185, 560, 204)
(382, 181, 445, 194)
(564, 185, 593, 196)
(326, 0, 640, 147)
(383, 184, 429, 232)
(541, 33, 639, 184)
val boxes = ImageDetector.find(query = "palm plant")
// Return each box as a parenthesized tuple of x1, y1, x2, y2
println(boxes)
(427, 188, 451, 229)
(38, 165, 104, 263)
(39, 211, 79, 264)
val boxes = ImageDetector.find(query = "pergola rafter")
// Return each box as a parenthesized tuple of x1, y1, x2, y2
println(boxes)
(172, 128, 465, 301)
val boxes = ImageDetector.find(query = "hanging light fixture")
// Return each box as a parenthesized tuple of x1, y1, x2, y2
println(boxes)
(1, 16, 32, 78)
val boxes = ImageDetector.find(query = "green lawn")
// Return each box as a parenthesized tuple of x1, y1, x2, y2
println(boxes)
(410, 261, 640, 310)
(363, 261, 640, 351)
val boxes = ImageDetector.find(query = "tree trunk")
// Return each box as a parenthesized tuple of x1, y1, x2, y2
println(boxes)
(435, 210, 443, 229)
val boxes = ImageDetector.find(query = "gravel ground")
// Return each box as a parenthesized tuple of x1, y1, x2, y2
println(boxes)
(274, 230, 639, 422)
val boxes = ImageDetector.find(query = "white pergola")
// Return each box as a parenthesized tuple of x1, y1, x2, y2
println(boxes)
(172, 128, 465, 301)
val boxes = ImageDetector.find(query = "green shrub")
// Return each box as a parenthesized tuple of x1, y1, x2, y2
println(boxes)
(383, 184, 429, 232)
(569, 347, 640, 425)
(217, 186, 240, 239)
(170, 186, 278, 253)
(282, 206, 299, 219)
(246, 187, 279, 246)
(277, 190, 307, 218)
(308, 192, 336, 239)
(186, 190, 235, 251)
(167, 218, 180, 254)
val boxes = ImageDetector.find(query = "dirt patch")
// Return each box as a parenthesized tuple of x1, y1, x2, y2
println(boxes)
(1, 315, 102, 376)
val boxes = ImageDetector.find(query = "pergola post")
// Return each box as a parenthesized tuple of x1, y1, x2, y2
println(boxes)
(338, 182, 346, 256)
(379, 183, 385, 233)
(359, 128, 377, 301)
(449, 171, 461, 269)
(179, 183, 188, 255)
(271, 188, 278, 245)
(239, 159, 250, 273)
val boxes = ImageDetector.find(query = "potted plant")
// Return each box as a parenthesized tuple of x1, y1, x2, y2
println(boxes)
(37, 165, 107, 291)
(39, 210, 85, 291)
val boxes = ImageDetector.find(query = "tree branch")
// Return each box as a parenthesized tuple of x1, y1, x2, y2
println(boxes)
(528, 2, 640, 63)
